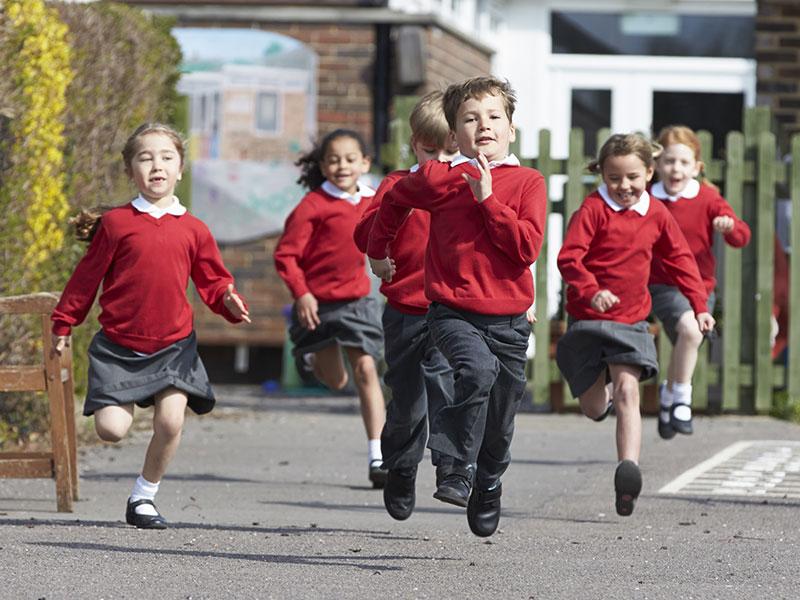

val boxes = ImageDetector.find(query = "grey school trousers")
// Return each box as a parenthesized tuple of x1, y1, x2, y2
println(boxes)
(380, 304, 454, 470)
(426, 302, 530, 489)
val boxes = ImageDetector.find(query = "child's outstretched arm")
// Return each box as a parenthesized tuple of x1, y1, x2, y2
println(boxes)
(710, 195, 751, 247)
(557, 206, 602, 303)
(191, 226, 249, 323)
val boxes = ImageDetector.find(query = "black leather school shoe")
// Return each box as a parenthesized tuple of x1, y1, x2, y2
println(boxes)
(125, 498, 168, 529)
(614, 460, 642, 517)
(670, 402, 694, 435)
(433, 464, 473, 508)
(467, 483, 502, 537)
(369, 460, 388, 489)
(383, 467, 417, 521)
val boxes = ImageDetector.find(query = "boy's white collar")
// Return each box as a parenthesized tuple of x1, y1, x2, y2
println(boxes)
(450, 153, 521, 169)
(650, 178, 700, 201)
(598, 184, 650, 216)
(132, 194, 187, 218)
(321, 180, 376, 205)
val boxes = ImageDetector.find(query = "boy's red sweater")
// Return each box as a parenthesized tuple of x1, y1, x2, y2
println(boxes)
(354, 169, 429, 315)
(366, 160, 546, 315)
(274, 187, 371, 302)
(649, 182, 751, 293)
(51, 204, 243, 354)
(558, 192, 708, 323)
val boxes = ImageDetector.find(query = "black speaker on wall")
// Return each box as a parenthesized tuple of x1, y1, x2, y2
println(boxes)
(395, 26, 426, 88)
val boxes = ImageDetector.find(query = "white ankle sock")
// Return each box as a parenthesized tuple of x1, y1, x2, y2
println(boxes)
(671, 382, 693, 421)
(368, 439, 382, 464)
(130, 475, 160, 516)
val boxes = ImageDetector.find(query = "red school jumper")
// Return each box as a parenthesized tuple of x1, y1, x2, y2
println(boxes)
(558, 189, 708, 323)
(51, 203, 244, 355)
(366, 160, 547, 316)
(649, 180, 751, 293)
(274, 185, 372, 303)
(354, 169, 429, 315)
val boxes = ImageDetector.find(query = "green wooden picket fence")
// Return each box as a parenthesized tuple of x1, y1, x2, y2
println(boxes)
(381, 102, 799, 414)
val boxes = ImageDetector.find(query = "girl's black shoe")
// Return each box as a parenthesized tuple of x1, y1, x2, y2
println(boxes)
(670, 402, 694, 435)
(125, 498, 168, 529)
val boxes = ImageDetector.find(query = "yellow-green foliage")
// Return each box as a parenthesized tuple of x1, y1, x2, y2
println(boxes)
(4, 0, 72, 284)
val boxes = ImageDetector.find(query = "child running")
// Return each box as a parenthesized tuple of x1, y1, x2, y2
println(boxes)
(274, 129, 387, 488)
(556, 133, 714, 516)
(649, 125, 751, 438)
(368, 76, 546, 537)
(51, 123, 250, 529)
(353, 91, 457, 521)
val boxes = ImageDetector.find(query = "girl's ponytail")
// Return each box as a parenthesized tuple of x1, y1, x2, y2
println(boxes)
(70, 206, 114, 242)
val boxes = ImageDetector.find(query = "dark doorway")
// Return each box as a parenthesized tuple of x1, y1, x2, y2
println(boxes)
(571, 88, 611, 158)
(652, 91, 744, 158)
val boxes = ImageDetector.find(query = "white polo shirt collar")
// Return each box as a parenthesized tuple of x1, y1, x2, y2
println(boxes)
(321, 180, 376, 205)
(450, 153, 521, 169)
(598, 184, 650, 216)
(132, 194, 187, 219)
(650, 178, 700, 202)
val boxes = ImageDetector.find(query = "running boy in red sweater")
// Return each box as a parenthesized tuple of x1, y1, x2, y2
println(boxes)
(354, 91, 458, 521)
(367, 77, 547, 537)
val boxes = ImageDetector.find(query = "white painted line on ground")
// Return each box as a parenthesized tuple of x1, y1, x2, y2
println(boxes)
(658, 440, 753, 494)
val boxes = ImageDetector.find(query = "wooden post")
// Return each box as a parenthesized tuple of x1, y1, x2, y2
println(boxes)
(722, 132, 745, 412)
(755, 131, 776, 413)
(789, 135, 800, 406)
(531, 129, 553, 409)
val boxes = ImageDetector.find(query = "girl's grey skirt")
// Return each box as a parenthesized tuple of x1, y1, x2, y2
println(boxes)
(556, 319, 658, 398)
(84, 330, 214, 416)
(289, 296, 384, 361)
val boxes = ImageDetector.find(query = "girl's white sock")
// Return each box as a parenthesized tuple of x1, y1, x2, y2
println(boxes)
(368, 439, 382, 464)
(130, 475, 160, 516)
(671, 382, 693, 421)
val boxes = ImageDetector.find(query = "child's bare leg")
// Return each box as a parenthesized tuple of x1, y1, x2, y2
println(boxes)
(667, 310, 703, 388)
(94, 404, 134, 442)
(343, 346, 386, 440)
(141, 388, 188, 483)
(312, 345, 349, 390)
(608, 364, 642, 463)
(578, 372, 612, 420)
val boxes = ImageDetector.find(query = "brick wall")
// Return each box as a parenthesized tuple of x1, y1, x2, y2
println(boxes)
(757, 0, 800, 145)
(423, 27, 491, 92)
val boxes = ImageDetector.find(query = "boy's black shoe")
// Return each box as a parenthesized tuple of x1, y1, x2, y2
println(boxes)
(125, 498, 168, 529)
(435, 462, 454, 487)
(614, 460, 642, 517)
(433, 465, 473, 508)
(383, 467, 417, 521)
(467, 483, 502, 537)
(670, 402, 693, 435)
(369, 460, 388, 489)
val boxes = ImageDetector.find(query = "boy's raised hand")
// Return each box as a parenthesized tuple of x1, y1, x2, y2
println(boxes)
(295, 292, 321, 330)
(369, 256, 396, 282)
(51, 334, 70, 356)
(712, 215, 734, 234)
(224, 283, 251, 323)
(696, 311, 715, 334)
(590, 289, 620, 313)
(462, 152, 493, 203)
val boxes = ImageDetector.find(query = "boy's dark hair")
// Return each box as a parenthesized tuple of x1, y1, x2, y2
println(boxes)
(442, 76, 517, 131)
(296, 129, 370, 190)
(70, 205, 116, 243)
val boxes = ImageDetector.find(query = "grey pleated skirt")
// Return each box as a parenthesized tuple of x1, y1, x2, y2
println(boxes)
(289, 296, 384, 361)
(556, 319, 658, 398)
(84, 330, 215, 416)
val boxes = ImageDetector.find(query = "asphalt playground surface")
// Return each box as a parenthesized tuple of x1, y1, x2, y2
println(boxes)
(1, 385, 799, 599)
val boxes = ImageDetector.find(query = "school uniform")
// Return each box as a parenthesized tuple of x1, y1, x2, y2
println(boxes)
(556, 186, 708, 397)
(354, 166, 454, 471)
(275, 181, 383, 362)
(367, 154, 547, 489)
(51, 195, 245, 416)
(648, 180, 751, 343)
